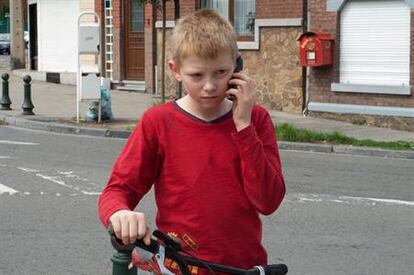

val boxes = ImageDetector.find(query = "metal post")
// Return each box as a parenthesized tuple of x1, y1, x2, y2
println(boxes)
(0, 73, 11, 110)
(111, 245, 137, 275)
(21, 75, 34, 115)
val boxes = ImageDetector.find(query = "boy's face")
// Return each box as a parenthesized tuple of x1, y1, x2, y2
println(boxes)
(169, 52, 235, 110)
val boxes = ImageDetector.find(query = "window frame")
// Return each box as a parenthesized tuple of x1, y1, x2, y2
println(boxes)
(199, 0, 255, 41)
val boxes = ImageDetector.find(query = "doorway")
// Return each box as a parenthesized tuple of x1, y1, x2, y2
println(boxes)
(124, 0, 145, 80)
(28, 3, 38, 70)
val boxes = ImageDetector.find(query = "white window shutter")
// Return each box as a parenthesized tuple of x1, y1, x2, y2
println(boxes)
(340, 0, 410, 86)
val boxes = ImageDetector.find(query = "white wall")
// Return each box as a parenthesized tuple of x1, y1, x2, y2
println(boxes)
(38, 0, 80, 72)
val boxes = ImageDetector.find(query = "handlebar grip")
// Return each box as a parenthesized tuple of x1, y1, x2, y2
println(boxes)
(263, 264, 288, 275)
(108, 224, 159, 253)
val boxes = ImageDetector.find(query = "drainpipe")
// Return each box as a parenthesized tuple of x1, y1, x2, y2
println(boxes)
(152, 0, 157, 94)
(161, 0, 166, 102)
(303, 0, 311, 116)
(174, 0, 182, 98)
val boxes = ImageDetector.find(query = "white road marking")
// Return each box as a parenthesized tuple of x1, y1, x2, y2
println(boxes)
(81, 191, 101, 195)
(58, 171, 100, 186)
(17, 167, 40, 173)
(0, 156, 11, 159)
(0, 183, 18, 194)
(0, 140, 38, 145)
(36, 173, 80, 191)
(16, 166, 101, 195)
(289, 193, 414, 207)
(340, 196, 414, 206)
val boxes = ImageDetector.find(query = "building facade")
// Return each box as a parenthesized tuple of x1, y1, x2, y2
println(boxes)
(306, 0, 414, 130)
(25, 0, 95, 83)
(94, 0, 413, 130)
(95, 0, 305, 113)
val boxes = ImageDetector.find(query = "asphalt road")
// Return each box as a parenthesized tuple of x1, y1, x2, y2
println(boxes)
(0, 125, 413, 275)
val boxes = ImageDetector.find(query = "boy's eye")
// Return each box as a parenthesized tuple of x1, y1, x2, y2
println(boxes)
(216, 70, 227, 75)
(189, 73, 202, 78)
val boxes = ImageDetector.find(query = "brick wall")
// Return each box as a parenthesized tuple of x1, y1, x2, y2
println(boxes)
(112, 0, 121, 29)
(256, 0, 303, 19)
(411, 10, 414, 98)
(111, 0, 122, 81)
(154, 0, 197, 20)
(309, 0, 414, 110)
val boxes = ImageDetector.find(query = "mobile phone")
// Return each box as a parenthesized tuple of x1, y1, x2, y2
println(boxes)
(227, 56, 244, 101)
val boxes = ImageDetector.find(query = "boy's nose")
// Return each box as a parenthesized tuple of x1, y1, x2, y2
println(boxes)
(202, 78, 217, 92)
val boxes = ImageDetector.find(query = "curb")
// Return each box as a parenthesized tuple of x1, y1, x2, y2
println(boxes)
(1, 113, 413, 160)
(0, 113, 130, 139)
(278, 141, 414, 159)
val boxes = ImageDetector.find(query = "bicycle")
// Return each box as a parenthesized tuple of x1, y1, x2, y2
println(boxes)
(109, 226, 288, 275)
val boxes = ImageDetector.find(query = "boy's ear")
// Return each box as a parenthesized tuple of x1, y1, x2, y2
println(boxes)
(168, 60, 182, 82)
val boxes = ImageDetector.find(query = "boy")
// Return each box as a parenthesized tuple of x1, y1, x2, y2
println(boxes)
(98, 9, 285, 272)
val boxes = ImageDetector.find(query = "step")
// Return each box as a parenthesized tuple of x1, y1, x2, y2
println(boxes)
(116, 80, 146, 92)
(123, 80, 145, 85)
(117, 85, 146, 92)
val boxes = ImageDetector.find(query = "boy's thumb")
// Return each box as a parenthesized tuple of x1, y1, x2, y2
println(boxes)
(143, 227, 152, 245)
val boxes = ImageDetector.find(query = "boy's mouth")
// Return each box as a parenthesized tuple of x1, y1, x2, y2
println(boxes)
(200, 96, 219, 99)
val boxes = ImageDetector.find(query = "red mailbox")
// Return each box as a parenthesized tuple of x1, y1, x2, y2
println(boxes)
(298, 32, 334, 67)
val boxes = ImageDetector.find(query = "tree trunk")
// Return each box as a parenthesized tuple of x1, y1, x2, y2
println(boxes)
(10, 0, 25, 69)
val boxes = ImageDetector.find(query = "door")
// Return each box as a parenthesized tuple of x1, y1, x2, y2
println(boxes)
(124, 0, 145, 80)
(29, 3, 38, 70)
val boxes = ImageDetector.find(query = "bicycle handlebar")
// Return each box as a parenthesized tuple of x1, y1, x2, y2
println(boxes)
(108, 225, 288, 275)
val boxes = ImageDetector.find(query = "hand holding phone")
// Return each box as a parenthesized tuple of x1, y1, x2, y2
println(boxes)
(227, 56, 244, 101)
(226, 56, 256, 132)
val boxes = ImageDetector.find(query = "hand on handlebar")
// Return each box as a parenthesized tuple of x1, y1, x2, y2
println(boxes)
(108, 227, 288, 275)
(109, 209, 152, 246)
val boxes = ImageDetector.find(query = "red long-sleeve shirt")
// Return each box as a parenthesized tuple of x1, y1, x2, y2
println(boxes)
(98, 101, 285, 271)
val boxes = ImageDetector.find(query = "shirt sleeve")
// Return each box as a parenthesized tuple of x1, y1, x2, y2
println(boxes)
(231, 110, 285, 215)
(98, 112, 161, 227)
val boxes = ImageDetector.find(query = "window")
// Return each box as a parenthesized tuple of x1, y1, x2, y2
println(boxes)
(199, 0, 255, 41)
(131, 0, 144, 32)
(339, 0, 410, 88)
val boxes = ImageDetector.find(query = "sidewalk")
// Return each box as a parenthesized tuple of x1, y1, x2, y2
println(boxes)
(1, 70, 413, 159)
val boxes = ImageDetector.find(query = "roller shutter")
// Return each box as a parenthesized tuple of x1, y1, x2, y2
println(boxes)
(340, 0, 410, 86)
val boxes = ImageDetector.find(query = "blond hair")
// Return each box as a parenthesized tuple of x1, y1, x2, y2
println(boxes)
(171, 9, 238, 66)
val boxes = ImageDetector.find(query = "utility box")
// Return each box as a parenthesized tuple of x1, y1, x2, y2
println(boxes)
(78, 23, 100, 54)
(298, 32, 334, 67)
(80, 73, 101, 99)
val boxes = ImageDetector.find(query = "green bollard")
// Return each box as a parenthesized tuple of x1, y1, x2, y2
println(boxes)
(0, 73, 11, 110)
(21, 75, 34, 115)
(111, 242, 137, 275)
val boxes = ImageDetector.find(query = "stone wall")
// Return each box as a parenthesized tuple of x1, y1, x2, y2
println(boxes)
(243, 27, 303, 113)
